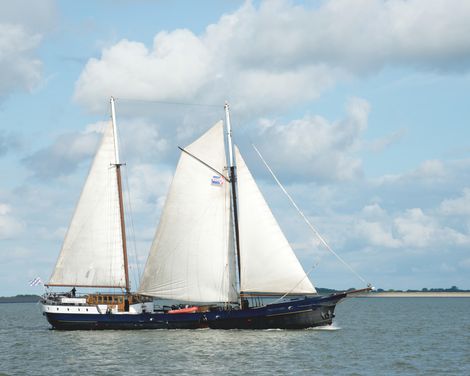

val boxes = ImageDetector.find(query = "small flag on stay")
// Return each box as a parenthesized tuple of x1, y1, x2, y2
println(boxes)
(211, 175, 224, 186)
(29, 277, 43, 287)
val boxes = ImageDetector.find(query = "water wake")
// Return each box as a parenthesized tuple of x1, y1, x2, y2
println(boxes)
(308, 324, 341, 331)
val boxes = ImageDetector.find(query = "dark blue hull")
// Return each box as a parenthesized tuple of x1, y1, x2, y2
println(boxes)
(44, 293, 346, 330)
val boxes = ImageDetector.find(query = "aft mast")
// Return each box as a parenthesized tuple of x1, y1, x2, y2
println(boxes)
(110, 97, 131, 294)
(224, 102, 243, 306)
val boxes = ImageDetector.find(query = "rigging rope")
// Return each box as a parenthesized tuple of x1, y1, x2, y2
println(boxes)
(272, 262, 320, 304)
(123, 164, 142, 289)
(252, 144, 370, 287)
(117, 97, 221, 108)
(114, 116, 141, 291)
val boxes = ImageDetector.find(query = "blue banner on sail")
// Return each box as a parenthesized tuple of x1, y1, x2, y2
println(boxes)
(211, 175, 224, 186)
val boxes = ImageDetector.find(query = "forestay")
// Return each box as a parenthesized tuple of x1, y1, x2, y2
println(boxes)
(235, 147, 316, 295)
(48, 122, 126, 287)
(138, 122, 238, 303)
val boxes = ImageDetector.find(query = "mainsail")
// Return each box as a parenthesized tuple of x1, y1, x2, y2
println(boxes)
(235, 147, 316, 295)
(48, 122, 126, 288)
(138, 122, 238, 303)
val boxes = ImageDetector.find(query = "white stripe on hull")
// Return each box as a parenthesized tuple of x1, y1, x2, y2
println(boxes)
(40, 302, 151, 315)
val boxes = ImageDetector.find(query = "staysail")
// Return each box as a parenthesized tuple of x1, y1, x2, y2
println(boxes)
(235, 147, 316, 295)
(48, 122, 126, 288)
(138, 122, 238, 303)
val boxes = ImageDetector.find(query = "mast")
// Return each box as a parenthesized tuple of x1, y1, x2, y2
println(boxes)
(224, 102, 242, 303)
(110, 97, 131, 294)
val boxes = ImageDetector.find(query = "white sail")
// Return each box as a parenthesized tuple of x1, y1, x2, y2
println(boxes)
(235, 147, 316, 295)
(138, 122, 238, 302)
(48, 122, 126, 287)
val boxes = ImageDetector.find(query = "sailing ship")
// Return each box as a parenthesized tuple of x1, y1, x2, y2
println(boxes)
(40, 98, 370, 330)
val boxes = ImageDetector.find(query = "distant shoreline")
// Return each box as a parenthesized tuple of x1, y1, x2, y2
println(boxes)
(358, 291, 470, 298)
(0, 295, 40, 303)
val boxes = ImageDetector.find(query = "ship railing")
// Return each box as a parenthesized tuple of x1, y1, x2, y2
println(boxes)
(41, 292, 89, 306)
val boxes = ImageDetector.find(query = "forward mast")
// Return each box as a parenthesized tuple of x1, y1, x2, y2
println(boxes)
(224, 102, 245, 307)
(110, 97, 131, 294)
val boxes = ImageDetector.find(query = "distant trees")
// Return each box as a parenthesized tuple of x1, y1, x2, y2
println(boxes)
(405, 286, 466, 292)
(0, 294, 40, 303)
(372, 286, 469, 293)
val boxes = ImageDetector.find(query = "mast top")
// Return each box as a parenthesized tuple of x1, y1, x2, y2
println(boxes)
(224, 101, 234, 168)
(110, 96, 121, 166)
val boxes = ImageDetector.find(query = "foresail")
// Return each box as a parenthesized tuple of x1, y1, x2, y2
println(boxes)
(235, 147, 316, 295)
(138, 122, 238, 303)
(48, 122, 126, 288)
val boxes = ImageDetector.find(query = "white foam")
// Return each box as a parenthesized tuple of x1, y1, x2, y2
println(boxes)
(309, 323, 341, 331)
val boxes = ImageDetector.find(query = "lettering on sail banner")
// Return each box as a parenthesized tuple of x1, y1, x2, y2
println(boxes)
(211, 175, 224, 186)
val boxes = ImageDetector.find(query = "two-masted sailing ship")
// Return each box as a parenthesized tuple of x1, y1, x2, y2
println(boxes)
(40, 98, 370, 330)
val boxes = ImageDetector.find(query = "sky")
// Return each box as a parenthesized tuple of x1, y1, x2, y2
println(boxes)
(1, 0, 470, 296)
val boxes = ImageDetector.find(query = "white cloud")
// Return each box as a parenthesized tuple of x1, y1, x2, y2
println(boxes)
(410, 160, 447, 180)
(0, 23, 42, 99)
(323, 200, 470, 252)
(126, 163, 173, 214)
(361, 203, 388, 219)
(367, 129, 407, 152)
(21, 117, 173, 180)
(0, 0, 56, 100)
(0, 0, 57, 33)
(375, 158, 457, 189)
(0, 130, 21, 157)
(393, 208, 469, 248)
(439, 188, 470, 216)
(254, 97, 369, 182)
(118, 118, 170, 162)
(355, 220, 401, 248)
(0, 203, 24, 239)
(75, 0, 470, 115)
(22, 122, 105, 179)
(393, 208, 434, 248)
(75, 31, 211, 112)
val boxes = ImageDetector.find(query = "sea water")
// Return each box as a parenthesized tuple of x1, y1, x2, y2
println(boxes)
(0, 298, 469, 375)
